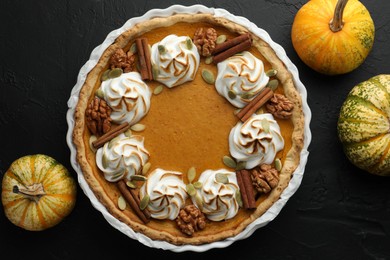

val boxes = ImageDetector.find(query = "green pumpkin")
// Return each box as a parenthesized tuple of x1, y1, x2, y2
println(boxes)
(337, 75, 390, 176)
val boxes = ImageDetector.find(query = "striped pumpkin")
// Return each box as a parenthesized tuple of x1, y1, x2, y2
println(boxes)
(337, 75, 390, 176)
(1, 154, 77, 230)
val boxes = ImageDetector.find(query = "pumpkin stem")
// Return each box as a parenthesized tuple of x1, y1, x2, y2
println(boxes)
(13, 183, 46, 203)
(329, 0, 348, 32)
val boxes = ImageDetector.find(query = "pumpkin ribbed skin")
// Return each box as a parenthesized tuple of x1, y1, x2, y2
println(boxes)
(338, 75, 390, 176)
(1, 154, 77, 230)
(291, 0, 375, 75)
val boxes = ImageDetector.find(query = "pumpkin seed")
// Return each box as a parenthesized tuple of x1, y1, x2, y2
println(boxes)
(195, 193, 203, 210)
(216, 173, 229, 184)
(266, 69, 278, 77)
(185, 37, 193, 50)
(102, 153, 109, 169)
(186, 183, 196, 196)
(275, 158, 282, 172)
(101, 69, 111, 81)
(223, 155, 237, 169)
(112, 170, 124, 180)
(131, 123, 145, 132)
(124, 129, 132, 137)
(126, 180, 137, 189)
(129, 42, 137, 54)
(152, 64, 160, 80)
(108, 68, 123, 79)
(216, 34, 227, 44)
(241, 91, 256, 100)
(130, 175, 148, 182)
(118, 196, 126, 210)
(139, 194, 150, 210)
(267, 79, 279, 91)
(256, 108, 264, 115)
(158, 45, 166, 55)
(153, 85, 164, 95)
(193, 181, 203, 189)
(89, 135, 97, 152)
(142, 162, 151, 175)
(205, 56, 213, 65)
(261, 118, 270, 133)
(95, 87, 105, 99)
(235, 161, 247, 171)
(187, 167, 196, 183)
(108, 135, 121, 149)
(201, 69, 215, 84)
(235, 189, 243, 208)
(228, 90, 237, 99)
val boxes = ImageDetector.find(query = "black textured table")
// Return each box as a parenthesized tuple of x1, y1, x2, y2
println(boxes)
(1, 0, 390, 259)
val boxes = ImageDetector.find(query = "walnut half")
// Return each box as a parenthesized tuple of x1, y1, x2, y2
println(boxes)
(109, 48, 135, 73)
(193, 27, 217, 57)
(250, 164, 280, 194)
(266, 93, 294, 119)
(85, 97, 112, 136)
(176, 205, 206, 236)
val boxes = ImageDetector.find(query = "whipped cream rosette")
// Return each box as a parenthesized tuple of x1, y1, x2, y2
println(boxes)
(140, 168, 188, 220)
(215, 51, 269, 108)
(151, 34, 200, 88)
(192, 169, 240, 221)
(96, 134, 150, 182)
(229, 113, 284, 169)
(99, 71, 151, 125)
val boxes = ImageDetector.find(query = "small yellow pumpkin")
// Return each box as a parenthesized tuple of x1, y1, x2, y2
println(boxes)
(1, 154, 77, 231)
(291, 0, 375, 75)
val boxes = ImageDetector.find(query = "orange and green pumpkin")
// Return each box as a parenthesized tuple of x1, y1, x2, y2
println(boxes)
(1, 154, 77, 230)
(337, 75, 390, 176)
(291, 0, 375, 75)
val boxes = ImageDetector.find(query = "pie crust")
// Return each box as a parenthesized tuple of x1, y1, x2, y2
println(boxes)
(68, 5, 310, 251)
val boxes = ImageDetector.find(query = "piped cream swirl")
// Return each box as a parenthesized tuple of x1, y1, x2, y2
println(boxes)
(215, 51, 269, 108)
(151, 35, 200, 88)
(100, 71, 151, 125)
(140, 168, 188, 220)
(96, 134, 149, 182)
(192, 169, 239, 221)
(229, 113, 284, 169)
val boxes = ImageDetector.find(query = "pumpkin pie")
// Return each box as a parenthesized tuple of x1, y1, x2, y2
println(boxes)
(69, 6, 308, 248)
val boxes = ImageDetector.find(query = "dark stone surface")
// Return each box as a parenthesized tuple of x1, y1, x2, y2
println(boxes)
(1, 0, 389, 259)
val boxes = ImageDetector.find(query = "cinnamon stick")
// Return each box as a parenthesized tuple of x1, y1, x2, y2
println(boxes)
(117, 179, 150, 224)
(136, 38, 150, 81)
(236, 87, 274, 122)
(236, 171, 249, 209)
(240, 169, 256, 209)
(141, 38, 153, 80)
(92, 122, 130, 149)
(212, 33, 252, 55)
(212, 39, 252, 64)
(129, 188, 151, 219)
